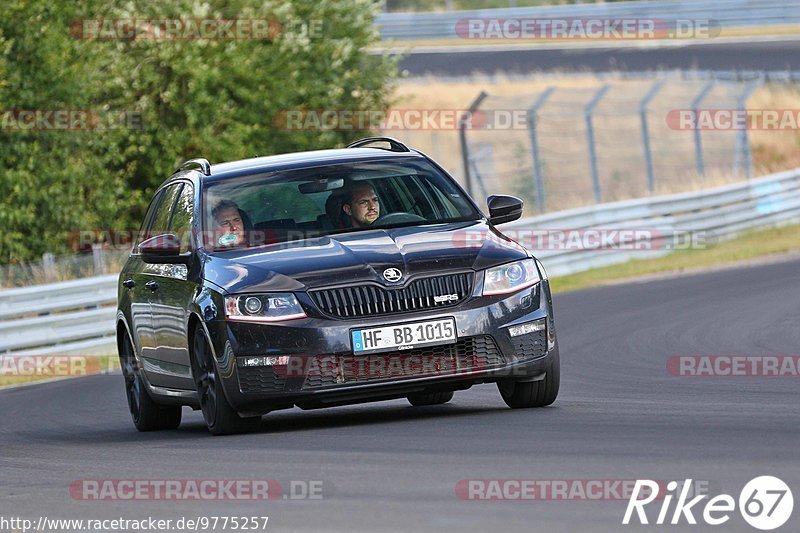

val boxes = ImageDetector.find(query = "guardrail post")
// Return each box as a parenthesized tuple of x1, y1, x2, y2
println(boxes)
(691, 80, 716, 179)
(585, 84, 610, 203)
(639, 80, 666, 193)
(732, 78, 761, 179)
(526, 86, 556, 213)
(459, 91, 488, 198)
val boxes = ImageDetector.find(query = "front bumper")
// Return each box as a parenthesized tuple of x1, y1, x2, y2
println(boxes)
(204, 279, 558, 415)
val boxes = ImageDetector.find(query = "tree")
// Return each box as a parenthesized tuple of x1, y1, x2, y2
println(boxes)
(0, 0, 398, 264)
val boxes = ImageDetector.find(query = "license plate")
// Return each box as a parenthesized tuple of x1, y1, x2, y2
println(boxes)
(351, 317, 457, 354)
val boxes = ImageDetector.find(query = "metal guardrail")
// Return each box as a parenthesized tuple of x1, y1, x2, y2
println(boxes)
(0, 275, 118, 355)
(503, 167, 800, 275)
(376, 0, 800, 40)
(1, 167, 799, 354)
(0, 308, 117, 352)
(0, 274, 117, 321)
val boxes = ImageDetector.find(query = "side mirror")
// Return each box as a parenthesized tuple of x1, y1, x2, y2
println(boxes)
(487, 195, 523, 225)
(138, 233, 190, 264)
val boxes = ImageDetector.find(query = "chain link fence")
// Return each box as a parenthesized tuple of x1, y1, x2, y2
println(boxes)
(391, 71, 800, 214)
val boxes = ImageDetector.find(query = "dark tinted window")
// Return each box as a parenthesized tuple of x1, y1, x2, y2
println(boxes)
(169, 183, 194, 253)
(135, 189, 163, 247)
(202, 159, 479, 250)
(148, 184, 182, 238)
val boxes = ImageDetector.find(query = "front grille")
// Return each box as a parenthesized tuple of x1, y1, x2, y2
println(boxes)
(237, 366, 287, 394)
(511, 329, 548, 360)
(309, 272, 473, 319)
(303, 335, 503, 389)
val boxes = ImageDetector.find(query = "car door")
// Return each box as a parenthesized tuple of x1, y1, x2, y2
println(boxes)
(137, 183, 188, 388)
(126, 189, 163, 364)
(146, 181, 197, 390)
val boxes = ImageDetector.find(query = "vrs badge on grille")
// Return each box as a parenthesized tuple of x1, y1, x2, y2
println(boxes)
(383, 268, 402, 283)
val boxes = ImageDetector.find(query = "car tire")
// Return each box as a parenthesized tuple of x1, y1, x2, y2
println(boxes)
(497, 352, 560, 409)
(119, 334, 182, 431)
(407, 391, 454, 406)
(191, 326, 260, 436)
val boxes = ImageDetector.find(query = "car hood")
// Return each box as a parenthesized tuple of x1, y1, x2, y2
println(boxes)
(203, 220, 528, 293)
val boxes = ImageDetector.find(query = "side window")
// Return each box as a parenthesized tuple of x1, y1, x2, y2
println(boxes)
(169, 183, 194, 253)
(147, 184, 182, 238)
(419, 175, 458, 218)
(135, 190, 163, 248)
(374, 178, 402, 214)
(403, 175, 437, 218)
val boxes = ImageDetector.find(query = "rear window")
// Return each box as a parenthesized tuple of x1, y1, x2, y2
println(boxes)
(202, 158, 479, 250)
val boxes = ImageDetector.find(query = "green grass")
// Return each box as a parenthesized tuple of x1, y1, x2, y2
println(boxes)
(550, 223, 800, 293)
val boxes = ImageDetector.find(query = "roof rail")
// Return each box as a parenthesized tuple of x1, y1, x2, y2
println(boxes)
(346, 137, 410, 152)
(176, 158, 211, 176)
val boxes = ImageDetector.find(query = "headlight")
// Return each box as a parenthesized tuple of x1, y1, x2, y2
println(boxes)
(482, 259, 540, 296)
(224, 293, 307, 322)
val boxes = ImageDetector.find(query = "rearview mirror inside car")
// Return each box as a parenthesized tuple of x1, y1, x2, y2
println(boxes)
(298, 178, 345, 193)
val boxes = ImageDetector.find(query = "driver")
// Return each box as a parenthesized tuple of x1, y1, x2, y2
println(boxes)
(211, 199, 246, 245)
(342, 182, 380, 227)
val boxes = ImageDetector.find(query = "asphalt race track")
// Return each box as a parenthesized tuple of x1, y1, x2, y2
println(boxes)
(398, 39, 800, 76)
(1, 257, 799, 532)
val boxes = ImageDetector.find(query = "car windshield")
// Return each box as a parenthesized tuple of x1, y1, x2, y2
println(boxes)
(202, 158, 481, 251)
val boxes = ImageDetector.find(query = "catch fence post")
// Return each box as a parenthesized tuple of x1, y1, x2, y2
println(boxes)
(459, 91, 488, 198)
(526, 86, 557, 213)
(585, 84, 611, 203)
(732, 78, 761, 179)
(691, 80, 716, 179)
(640, 80, 666, 193)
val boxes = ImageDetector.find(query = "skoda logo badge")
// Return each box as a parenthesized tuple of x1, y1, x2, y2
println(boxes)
(383, 268, 402, 283)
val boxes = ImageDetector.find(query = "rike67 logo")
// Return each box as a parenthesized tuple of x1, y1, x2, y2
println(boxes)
(623, 477, 793, 530)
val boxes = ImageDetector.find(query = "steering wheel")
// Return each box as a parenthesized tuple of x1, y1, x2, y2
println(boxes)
(374, 212, 427, 225)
